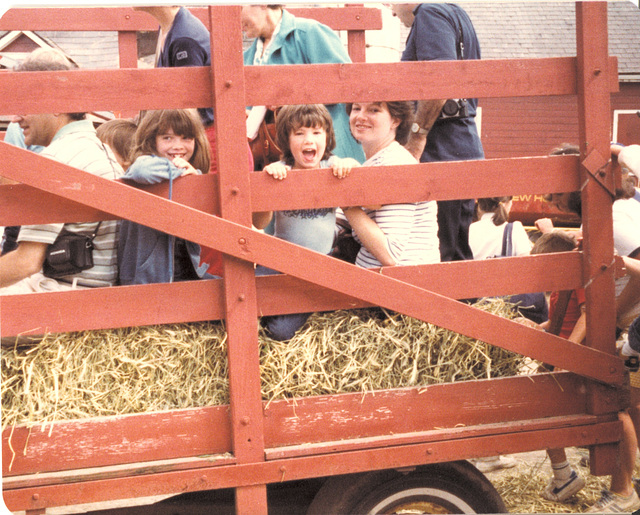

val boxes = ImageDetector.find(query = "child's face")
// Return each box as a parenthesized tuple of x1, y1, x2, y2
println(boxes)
(155, 128, 195, 163)
(289, 125, 327, 169)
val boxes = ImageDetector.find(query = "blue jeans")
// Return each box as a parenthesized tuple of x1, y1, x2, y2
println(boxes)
(256, 265, 311, 341)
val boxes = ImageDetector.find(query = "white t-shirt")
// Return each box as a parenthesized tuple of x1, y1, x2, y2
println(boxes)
(613, 197, 640, 257)
(353, 141, 440, 268)
(469, 213, 532, 260)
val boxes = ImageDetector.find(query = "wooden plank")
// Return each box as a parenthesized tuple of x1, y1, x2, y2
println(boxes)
(4, 455, 236, 490)
(2, 252, 582, 337)
(0, 6, 383, 32)
(0, 155, 578, 226)
(249, 155, 582, 212)
(265, 414, 614, 461)
(574, 6, 625, 477)
(0, 175, 219, 226)
(1, 280, 226, 338)
(0, 414, 614, 489)
(243, 57, 619, 106)
(262, 372, 624, 450)
(0, 7, 159, 31)
(2, 418, 621, 512)
(0, 57, 618, 117)
(287, 7, 382, 31)
(117, 31, 138, 69)
(3, 372, 624, 478)
(3, 406, 232, 477)
(207, 7, 268, 514)
(0, 68, 213, 115)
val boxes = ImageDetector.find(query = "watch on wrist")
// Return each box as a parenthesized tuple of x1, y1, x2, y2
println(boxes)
(411, 122, 428, 135)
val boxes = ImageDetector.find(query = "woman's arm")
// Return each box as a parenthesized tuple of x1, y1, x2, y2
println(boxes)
(343, 207, 396, 266)
(513, 221, 534, 255)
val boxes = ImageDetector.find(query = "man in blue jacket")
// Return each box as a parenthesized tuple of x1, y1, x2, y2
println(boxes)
(392, 3, 484, 262)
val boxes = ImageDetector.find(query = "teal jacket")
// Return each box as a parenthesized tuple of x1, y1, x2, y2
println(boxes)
(244, 10, 365, 164)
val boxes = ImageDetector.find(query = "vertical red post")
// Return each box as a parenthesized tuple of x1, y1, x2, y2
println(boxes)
(117, 31, 138, 69)
(208, 6, 268, 514)
(576, 1, 622, 475)
(347, 4, 366, 62)
(117, 30, 140, 118)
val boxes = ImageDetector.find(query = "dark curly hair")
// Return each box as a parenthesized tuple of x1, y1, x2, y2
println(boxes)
(275, 104, 335, 167)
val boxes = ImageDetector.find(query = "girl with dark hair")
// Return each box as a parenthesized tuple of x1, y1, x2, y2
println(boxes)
(252, 104, 358, 341)
(118, 109, 212, 285)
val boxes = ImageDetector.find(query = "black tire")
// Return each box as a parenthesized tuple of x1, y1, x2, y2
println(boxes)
(306, 461, 507, 514)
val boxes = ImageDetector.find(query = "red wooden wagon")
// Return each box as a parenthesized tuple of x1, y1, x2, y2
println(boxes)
(0, 4, 628, 514)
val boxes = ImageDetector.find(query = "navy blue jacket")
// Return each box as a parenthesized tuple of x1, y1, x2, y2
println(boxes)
(402, 3, 484, 162)
(118, 155, 209, 285)
(157, 7, 213, 127)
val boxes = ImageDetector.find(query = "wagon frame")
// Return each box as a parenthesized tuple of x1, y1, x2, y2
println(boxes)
(0, 3, 628, 514)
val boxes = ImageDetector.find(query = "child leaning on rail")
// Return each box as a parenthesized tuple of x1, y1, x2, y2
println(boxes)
(118, 109, 214, 285)
(252, 104, 359, 341)
(523, 230, 587, 502)
(96, 118, 137, 171)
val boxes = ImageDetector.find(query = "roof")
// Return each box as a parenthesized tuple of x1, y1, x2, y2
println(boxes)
(0, 30, 119, 69)
(460, 0, 640, 81)
(33, 31, 119, 69)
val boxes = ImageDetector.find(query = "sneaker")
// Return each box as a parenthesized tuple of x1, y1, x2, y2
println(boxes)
(541, 470, 585, 502)
(622, 340, 640, 358)
(586, 489, 640, 513)
(469, 455, 517, 473)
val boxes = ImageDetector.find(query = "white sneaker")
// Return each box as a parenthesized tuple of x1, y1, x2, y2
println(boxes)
(541, 470, 585, 502)
(586, 489, 640, 513)
(470, 455, 517, 473)
(621, 340, 640, 357)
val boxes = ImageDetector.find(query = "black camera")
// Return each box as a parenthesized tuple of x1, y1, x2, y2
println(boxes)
(439, 98, 469, 120)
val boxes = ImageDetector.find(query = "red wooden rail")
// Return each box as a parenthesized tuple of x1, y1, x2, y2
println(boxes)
(0, 6, 380, 66)
(0, 4, 626, 514)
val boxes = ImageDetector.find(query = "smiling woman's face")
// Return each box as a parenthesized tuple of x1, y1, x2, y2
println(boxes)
(349, 102, 400, 151)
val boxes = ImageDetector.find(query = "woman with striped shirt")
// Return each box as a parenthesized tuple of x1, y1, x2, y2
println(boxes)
(343, 101, 439, 268)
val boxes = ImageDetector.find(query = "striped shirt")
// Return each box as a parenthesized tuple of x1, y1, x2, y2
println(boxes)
(353, 141, 440, 269)
(18, 120, 123, 287)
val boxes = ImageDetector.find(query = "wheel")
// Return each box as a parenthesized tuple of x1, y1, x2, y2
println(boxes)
(306, 461, 507, 514)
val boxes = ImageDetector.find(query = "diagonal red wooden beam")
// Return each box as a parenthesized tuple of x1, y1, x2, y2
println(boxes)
(0, 143, 624, 386)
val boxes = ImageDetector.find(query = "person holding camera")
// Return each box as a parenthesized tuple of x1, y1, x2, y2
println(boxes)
(0, 49, 123, 295)
(390, 3, 484, 262)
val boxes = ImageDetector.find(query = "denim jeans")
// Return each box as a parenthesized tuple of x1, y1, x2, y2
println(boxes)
(256, 264, 311, 341)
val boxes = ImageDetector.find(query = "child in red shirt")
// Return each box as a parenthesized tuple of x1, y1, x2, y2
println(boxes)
(530, 230, 586, 502)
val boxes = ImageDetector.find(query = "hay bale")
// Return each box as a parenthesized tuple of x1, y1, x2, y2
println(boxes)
(2, 323, 229, 431)
(260, 300, 524, 401)
(2, 299, 524, 430)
